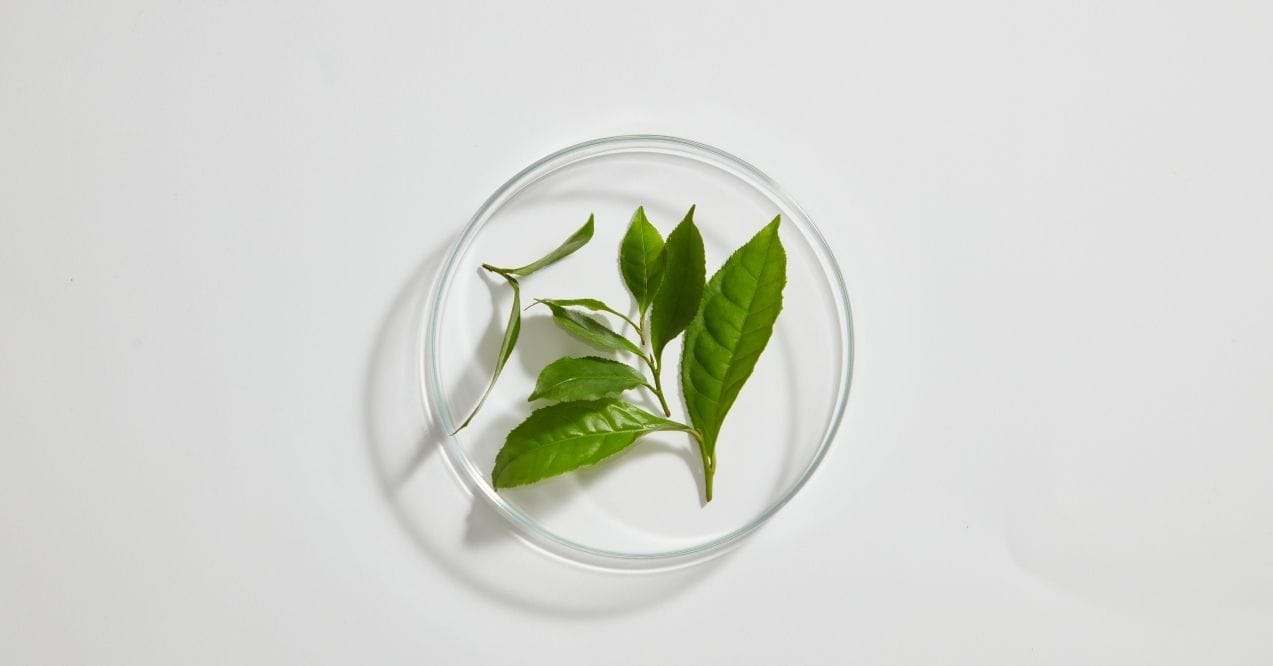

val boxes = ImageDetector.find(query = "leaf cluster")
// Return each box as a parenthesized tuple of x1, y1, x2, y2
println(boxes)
(454, 206, 787, 502)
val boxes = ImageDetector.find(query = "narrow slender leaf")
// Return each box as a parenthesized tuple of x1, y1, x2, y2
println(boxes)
(544, 303, 644, 357)
(452, 275, 521, 433)
(456, 218, 594, 432)
(533, 298, 637, 330)
(649, 206, 705, 362)
(486, 215, 595, 277)
(619, 207, 665, 316)
(681, 216, 786, 456)
(493, 399, 689, 488)
(529, 356, 648, 402)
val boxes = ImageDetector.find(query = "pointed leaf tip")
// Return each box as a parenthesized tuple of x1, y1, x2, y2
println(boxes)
(493, 215, 595, 277)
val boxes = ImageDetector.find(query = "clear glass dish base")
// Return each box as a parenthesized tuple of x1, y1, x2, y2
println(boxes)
(422, 135, 852, 569)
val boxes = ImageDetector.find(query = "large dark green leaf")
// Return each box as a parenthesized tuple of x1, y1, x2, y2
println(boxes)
(493, 399, 689, 488)
(681, 216, 786, 460)
(619, 207, 665, 316)
(544, 303, 644, 357)
(452, 275, 521, 434)
(484, 215, 594, 277)
(649, 206, 705, 363)
(529, 356, 649, 403)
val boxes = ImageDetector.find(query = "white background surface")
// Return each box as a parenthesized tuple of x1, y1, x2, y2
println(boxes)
(2, 1, 1271, 663)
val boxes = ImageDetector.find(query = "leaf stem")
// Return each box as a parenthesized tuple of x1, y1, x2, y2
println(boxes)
(629, 317, 646, 343)
(481, 263, 515, 280)
(525, 298, 642, 337)
(616, 313, 641, 333)
(683, 427, 714, 502)
(650, 363, 672, 417)
(637, 316, 672, 417)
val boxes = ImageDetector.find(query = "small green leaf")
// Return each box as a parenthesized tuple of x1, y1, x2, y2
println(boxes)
(619, 207, 666, 316)
(529, 356, 648, 402)
(544, 303, 644, 357)
(533, 298, 637, 330)
(681, 217, 786, 466)
(452, 275, 521, 434)
(485, 215, 594, 277)
(649, 206, 705, 363)
(493, 399, 690, 488)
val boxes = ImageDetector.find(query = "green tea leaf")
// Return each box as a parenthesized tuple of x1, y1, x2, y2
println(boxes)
(456, 218, 595, 433)
(485, 215, 594, 277)
(529, 356, 649, 402)
(681, 216, 786, 461)
(649, 206, 705, 363)
(493, 399, 689, 488)
(533, 298, 637, 330)
(544, 303, 644, 357)
(619, 207, 665, 316)
(452, 275, 521, 434)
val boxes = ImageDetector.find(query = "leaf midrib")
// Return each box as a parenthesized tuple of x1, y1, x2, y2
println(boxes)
(504, 421, 682, 457)
(634, 224, 657, 292)
(541, 374, 634, 390)
(684, 231, 784, 427)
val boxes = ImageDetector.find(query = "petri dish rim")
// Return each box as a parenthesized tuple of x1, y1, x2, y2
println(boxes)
(420, 134, 854, 568)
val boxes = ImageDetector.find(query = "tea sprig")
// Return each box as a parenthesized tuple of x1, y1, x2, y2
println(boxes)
(454, 207, 786, 502)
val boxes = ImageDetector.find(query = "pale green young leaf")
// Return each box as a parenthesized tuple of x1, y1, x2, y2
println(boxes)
(485, 215, 594, 277)
(452, 275, 521, 434)
(543, 303, 644, 357)
(533, 298, 637, 330)
(456, 218, 595, 432)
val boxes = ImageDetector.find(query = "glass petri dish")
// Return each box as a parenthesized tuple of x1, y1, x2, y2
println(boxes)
(422, 135, 852, 569)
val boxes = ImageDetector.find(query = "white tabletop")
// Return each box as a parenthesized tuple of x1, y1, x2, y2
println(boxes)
(3, 1, 1270, 663)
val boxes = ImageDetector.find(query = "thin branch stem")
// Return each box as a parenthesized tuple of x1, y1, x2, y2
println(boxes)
(617, 313, 642, 336)
(637, 315, 671, 417)
(683, 427, 714, 502)
(626, 315, 645, 341)
(649, 361, 672, 416)
(481, 263, 515, 280)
